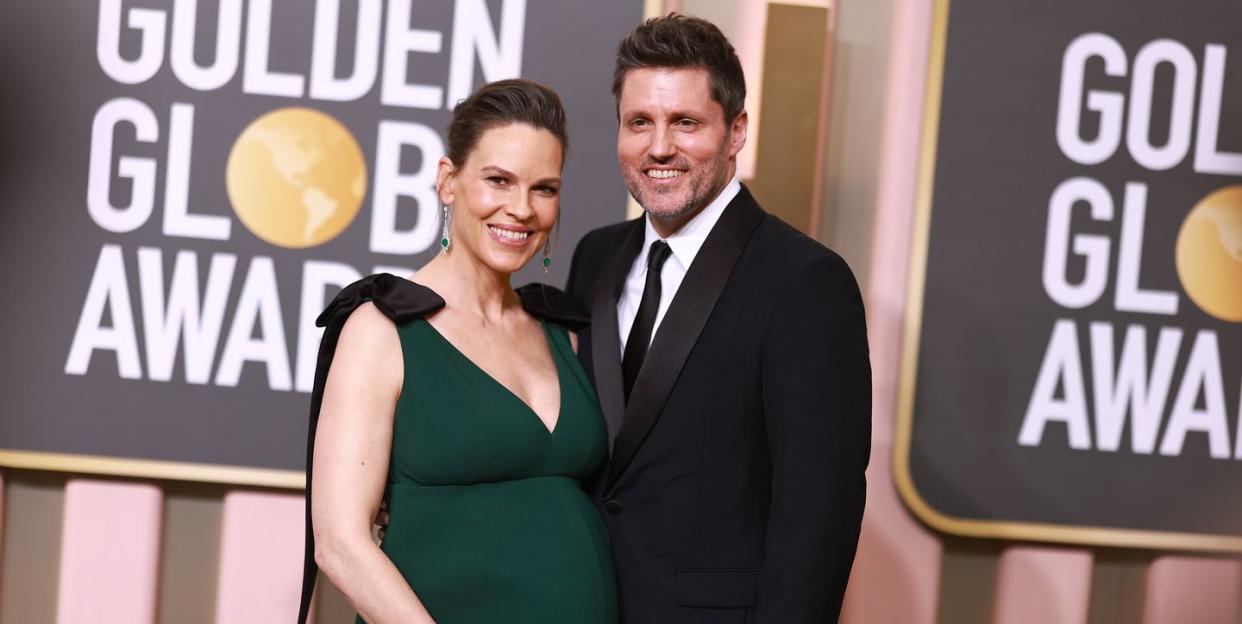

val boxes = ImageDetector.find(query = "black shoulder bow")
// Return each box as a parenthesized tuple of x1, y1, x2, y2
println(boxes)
(515, 283, 590, 330)
(298, 273, 442, 624)
(315, 272, 445, 328)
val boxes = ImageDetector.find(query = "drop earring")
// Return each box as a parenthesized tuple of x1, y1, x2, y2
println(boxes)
(541, 240, 552, 275)
(439, 204, 452, 253)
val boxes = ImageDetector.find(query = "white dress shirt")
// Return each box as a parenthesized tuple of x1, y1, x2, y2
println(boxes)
(618, 177, 741, 350)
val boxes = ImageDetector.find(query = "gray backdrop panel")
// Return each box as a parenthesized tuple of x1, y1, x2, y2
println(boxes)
(909, 0, 1242, 540)
(0, 0, 643, 476)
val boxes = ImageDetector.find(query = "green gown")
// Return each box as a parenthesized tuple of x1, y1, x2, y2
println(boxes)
(302, 275, 617, 624)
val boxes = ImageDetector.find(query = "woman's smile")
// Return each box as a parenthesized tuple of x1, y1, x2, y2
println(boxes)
(486, 223, 534, 247)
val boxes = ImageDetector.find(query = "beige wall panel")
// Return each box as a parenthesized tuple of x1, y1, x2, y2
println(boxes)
(935, 537, 1001, 623)
(681, 0, 765, 180)
(315, 574, 356, 624)
(157, 482, 225, 624)
(747, 3, 830, 235)
(0, 470, 66, 624)
(817, 0, 896, 287)
(0, 471, 4, 584)
(1086, 549, 1150, 624)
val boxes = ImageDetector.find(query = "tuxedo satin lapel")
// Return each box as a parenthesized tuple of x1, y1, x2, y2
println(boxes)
(607, 188, 766, 490)
(591, 219, 645, 448)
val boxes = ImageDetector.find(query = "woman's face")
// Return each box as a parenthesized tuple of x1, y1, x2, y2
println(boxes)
(437, 123, 564, 277)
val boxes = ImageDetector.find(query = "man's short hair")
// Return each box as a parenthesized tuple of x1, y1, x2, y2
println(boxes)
(612, 14, 747, 123)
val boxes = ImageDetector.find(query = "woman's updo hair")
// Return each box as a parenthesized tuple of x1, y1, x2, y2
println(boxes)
(446, 78, 568, 167)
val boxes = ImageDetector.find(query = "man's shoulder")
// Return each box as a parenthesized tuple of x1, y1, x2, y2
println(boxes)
(749, 212, 854, 279)
(571, 217, 642, 271)
(743, 214, 864, 318)
(566, 217, 642, 298)
(580, 217, 641, 249)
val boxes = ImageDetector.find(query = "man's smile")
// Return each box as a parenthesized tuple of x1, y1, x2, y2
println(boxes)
(645, 168, 685, 179)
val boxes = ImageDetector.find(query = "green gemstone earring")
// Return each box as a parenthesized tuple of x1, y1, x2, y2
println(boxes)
(439, 204, 452, 253)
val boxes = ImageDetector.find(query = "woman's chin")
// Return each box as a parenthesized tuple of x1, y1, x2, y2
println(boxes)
(479, 252, 533, 277)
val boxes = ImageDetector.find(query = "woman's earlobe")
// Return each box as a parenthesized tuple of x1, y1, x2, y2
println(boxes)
(435, 157, 458, 204)
(437, 176, 456, 206)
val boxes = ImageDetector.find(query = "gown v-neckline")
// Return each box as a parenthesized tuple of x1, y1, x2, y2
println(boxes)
(420, 318, 564, 436)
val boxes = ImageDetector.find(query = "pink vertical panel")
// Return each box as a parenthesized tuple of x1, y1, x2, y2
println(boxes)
(1143, 557, 1242, 624)
(214, 491, 305, 624)
(841, 0, 943, 622)
(993, 547, 1093, 624)
(732, 0, 768, 180)
(55, 479, 163, 624)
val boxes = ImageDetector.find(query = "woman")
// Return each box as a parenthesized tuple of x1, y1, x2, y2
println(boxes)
(296, 79, 617, 624)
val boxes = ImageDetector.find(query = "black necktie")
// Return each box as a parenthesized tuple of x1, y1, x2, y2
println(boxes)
(622, 241, 672, 402)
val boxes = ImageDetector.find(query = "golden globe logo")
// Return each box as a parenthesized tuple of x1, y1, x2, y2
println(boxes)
(1019, 33, 1242, 461)
(65, 0, 526, 394)
(226, 108, 367, 249)
(1177, 187, 1242, 323)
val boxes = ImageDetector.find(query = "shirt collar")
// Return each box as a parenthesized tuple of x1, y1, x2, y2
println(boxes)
(642, 176, 741, 270)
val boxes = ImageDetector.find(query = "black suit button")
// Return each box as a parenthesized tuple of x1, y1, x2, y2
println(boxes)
(605, 499, 623, 515)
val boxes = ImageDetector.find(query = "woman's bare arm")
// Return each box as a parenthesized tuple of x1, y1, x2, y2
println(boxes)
(311, 302, 435, 624)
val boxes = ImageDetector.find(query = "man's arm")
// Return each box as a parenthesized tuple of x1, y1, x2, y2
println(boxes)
(755, 251, 871, 622)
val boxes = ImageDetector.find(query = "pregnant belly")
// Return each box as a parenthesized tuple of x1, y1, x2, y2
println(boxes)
(381, 476, 617, 624)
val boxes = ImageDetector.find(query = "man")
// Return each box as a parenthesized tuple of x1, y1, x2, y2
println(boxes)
(565, 14, 872, 624)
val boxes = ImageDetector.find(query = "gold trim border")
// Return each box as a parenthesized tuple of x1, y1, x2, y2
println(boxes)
(0, 449, 305, 490)
(890, 0, 1242, 554)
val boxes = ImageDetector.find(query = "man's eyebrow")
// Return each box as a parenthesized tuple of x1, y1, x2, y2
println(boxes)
(621, 109, 703, 120)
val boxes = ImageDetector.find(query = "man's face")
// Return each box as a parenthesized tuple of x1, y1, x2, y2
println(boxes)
(616, 67, 747, 230)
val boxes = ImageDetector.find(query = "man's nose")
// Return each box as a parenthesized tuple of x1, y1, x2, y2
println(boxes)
(648, 125, 675, 160)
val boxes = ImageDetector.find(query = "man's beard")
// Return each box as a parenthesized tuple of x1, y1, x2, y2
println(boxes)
(626, 145, 731, 223)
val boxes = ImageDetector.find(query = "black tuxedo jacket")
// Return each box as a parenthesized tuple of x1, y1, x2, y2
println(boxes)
(565, 186, 871, 624)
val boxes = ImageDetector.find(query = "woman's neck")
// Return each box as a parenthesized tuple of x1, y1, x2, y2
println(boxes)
(414, 251, 519, 324)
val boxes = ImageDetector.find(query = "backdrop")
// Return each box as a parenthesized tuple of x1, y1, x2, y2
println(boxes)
(897, 0, 1242, 551)
(0, 0, 642, 486)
